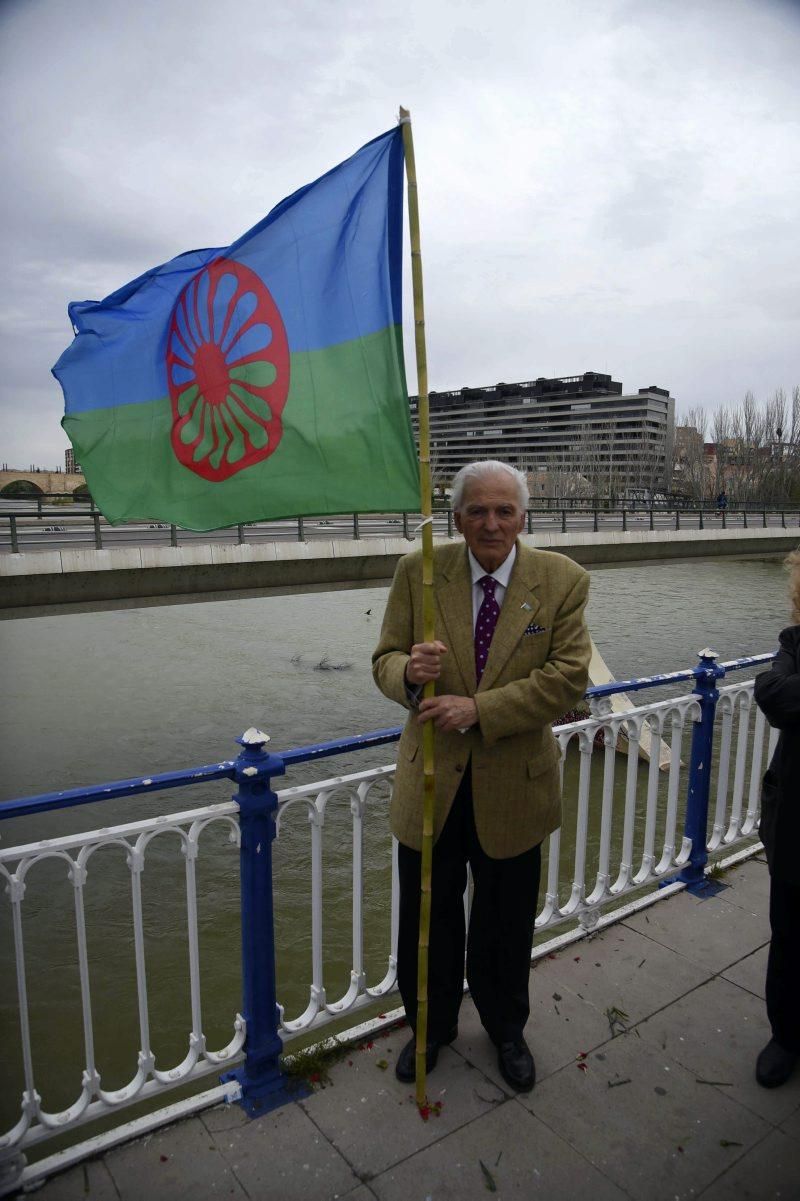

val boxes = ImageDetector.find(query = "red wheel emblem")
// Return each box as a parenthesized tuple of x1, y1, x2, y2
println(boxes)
(167, 258, 290, 481)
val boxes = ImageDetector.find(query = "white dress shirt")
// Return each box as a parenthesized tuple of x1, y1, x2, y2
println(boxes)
(467, 544, 516, 630)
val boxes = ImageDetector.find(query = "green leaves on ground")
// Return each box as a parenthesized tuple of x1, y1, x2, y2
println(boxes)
(479, 1159, 497, 1192)
(605, 1005, 629, 1037)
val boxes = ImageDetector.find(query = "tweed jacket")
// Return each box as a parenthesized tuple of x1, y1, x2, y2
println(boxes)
(372, 540, 591, 859)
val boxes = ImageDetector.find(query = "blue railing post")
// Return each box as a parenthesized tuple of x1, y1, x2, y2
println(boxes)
(222, 728, 295, 1116)
(679, 649, 725, 891)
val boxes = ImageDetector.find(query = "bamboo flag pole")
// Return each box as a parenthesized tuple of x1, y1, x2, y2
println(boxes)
(398, 105, 436, 1110)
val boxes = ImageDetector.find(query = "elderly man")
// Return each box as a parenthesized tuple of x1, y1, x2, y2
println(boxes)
(372, 459, 590, 1092)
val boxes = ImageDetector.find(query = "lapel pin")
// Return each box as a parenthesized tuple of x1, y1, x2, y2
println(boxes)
(521, 601, 532, 611)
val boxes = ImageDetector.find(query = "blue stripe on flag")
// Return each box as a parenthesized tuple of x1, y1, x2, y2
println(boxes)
(54, 127, 404, 414)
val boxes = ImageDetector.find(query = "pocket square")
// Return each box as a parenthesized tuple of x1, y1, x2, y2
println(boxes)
(524, 622, 547, 636)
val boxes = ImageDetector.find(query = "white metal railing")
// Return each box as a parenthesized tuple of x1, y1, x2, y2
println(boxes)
(0, 668, 776, 1190)
(0, 804, 245, 1162)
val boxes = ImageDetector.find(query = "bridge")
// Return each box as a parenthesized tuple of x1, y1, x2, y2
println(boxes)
(24, 857, 798, 1201)
(0, 470, 86, 496)
(1, 651, 797, 1196)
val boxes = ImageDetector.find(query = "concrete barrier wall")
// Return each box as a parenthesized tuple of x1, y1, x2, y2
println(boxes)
(2, 528, 798, 612)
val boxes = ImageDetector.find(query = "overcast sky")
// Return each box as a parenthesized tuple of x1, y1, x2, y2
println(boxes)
(1, 0, 798, 469)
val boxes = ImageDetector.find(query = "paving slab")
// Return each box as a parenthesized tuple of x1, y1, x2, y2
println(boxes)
(454, 967, 614, 1094)
(200, 1100, 251, 1133)
(529, 921, 711, 1026)
(712, 861, 769, 916)
(299, 1028, 504, 1181)
(203, 1093, 362, 1200)
(369, 1097, 629, 1201)
(519, 1030, 771, 1201)
(23, 1159, 119, 1201)
(623, 886, 770, 974)
(720, 943, 768, 999)
(781, 1102, 800, 1139)
(634, 974, 800, 1125)
(696, 1127, 800, 1200)
(105, 1115, 247, 1199)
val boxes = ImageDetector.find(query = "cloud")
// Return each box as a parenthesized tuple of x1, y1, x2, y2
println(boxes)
(1, 0, 798, 466)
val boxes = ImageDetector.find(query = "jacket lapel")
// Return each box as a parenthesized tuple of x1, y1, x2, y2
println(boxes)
(478, 546, 541, 692)
(435, 546, 477, 694)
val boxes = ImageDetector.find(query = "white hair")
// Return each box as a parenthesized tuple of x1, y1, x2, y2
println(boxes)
(451, 460, 529, 512)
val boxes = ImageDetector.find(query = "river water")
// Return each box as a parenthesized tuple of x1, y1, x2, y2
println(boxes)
(0, 554, 792, 1128)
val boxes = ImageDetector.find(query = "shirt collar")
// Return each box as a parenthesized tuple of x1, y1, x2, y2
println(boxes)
(467, 543, 517, 589)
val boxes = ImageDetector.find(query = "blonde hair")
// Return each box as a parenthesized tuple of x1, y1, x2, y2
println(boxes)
(787, 550, 800, 624)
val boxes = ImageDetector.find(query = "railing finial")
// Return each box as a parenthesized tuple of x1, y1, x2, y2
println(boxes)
(238, 727, 271, 749)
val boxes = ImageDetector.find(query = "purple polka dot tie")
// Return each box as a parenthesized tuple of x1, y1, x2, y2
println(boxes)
(475, 575, 500, 684)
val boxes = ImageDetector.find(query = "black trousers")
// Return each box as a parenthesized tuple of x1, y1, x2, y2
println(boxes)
(766, 876, 800, 1053)
(397, 768, 542, 1045)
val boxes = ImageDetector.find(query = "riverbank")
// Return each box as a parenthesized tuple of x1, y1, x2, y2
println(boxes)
(2, 526, 797, 614)
(26, 854, 800, 1200)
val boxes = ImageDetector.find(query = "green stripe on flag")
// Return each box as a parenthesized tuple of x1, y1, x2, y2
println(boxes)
(63, 326, 420, 530)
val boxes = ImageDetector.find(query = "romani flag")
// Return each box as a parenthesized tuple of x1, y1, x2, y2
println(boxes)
(52, 128, 420, 531)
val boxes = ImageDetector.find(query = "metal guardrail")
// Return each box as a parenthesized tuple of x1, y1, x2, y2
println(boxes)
(5, 491, 800, 512)
(0, 650, 778, 1191)
(1, 505, 799, 553)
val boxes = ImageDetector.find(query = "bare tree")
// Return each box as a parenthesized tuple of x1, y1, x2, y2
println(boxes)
(673, 408, 709, 500)
(674, 386, 800, 504)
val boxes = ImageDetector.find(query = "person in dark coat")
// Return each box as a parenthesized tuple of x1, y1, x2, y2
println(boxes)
(752, 550, 800, 1088)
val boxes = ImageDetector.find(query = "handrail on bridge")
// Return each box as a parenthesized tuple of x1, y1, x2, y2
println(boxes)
(4, 490, 800, 512)
(1, 501, 799, 554)
(0, 654, 774, 823)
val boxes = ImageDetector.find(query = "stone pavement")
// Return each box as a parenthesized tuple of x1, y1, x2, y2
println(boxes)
(29, 857, 800, 1200)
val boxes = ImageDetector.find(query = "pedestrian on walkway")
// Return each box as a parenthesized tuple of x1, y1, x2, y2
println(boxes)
(372, 460, 591, 1093)
(752, 550, 800, 1088)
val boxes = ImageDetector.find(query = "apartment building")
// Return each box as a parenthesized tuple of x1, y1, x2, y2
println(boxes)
(409, 372, 675, 494)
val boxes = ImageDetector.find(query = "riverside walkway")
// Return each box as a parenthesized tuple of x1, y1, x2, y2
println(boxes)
(33, 855, 799, 1201)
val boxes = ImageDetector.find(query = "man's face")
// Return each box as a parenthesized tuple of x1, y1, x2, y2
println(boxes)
(454, 472, 526, 573)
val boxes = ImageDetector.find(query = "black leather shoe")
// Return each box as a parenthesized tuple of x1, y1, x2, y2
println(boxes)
(756, 1038, 799, 1088)
(394, 1029, 457, 1083)
(496, 1038, 536, 1092)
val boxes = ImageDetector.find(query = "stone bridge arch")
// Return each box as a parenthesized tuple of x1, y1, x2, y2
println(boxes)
(0, 479, 45, 498)
(0, 469, 87, 497)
